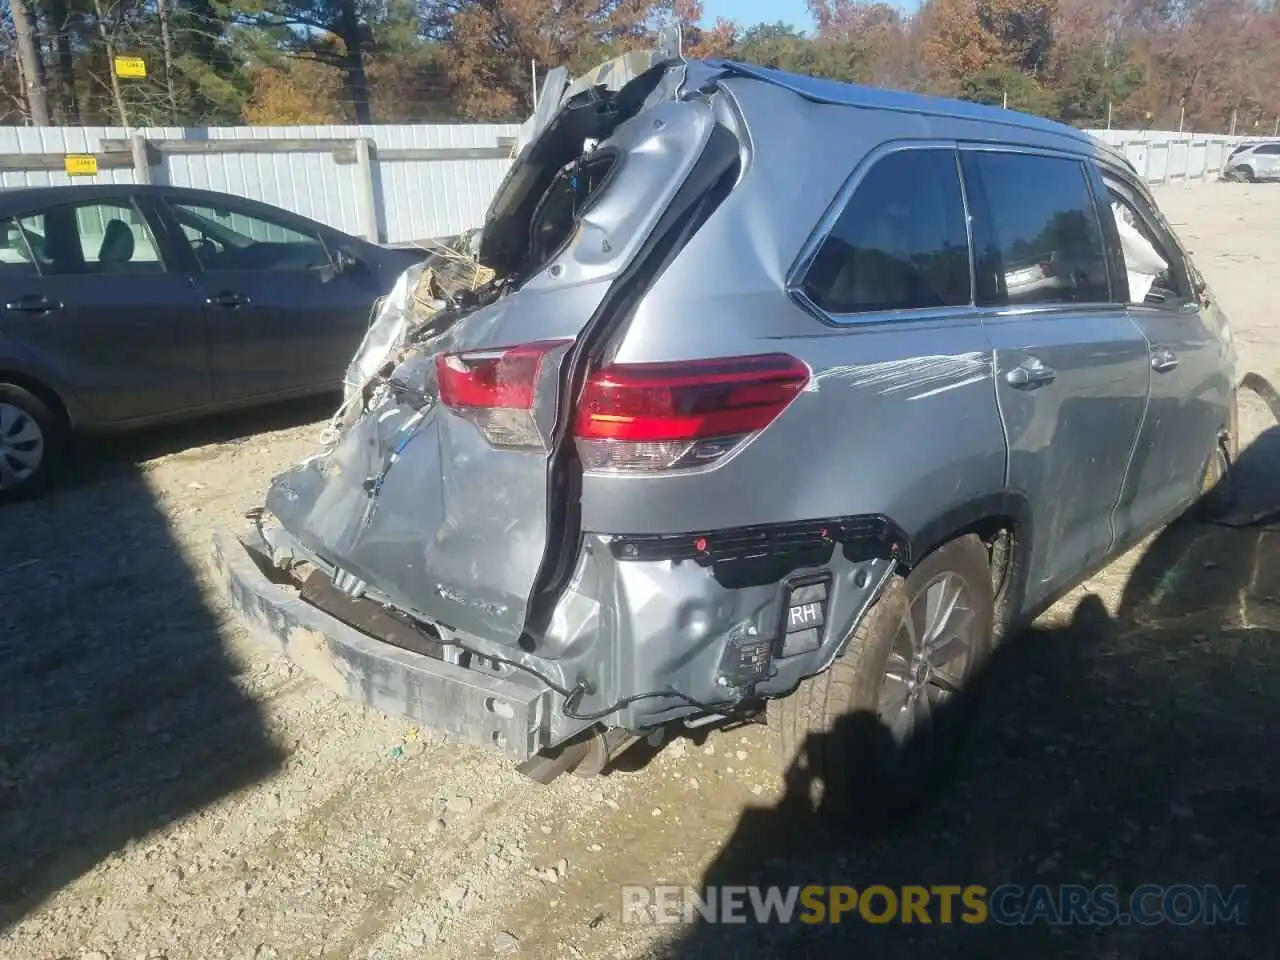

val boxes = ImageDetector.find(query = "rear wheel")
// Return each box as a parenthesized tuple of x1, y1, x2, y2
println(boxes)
(0, 382, 66, 502)
(773, 534, 994, 825)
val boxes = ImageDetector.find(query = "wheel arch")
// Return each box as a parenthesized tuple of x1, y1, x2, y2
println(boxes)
(904, 491, 1034, 641)
(0, 369, 76, 430)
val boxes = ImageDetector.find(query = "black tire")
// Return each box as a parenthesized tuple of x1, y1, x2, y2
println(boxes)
(773, 534, 994, 826)
(1238, 165, 1256, 183)
(0, 381, 66, 502)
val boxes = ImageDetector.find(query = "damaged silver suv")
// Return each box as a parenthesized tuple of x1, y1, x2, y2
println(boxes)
(214, 57, 1239, 818)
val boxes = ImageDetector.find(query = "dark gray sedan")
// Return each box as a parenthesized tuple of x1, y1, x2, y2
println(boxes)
(0, 183, 425, 499)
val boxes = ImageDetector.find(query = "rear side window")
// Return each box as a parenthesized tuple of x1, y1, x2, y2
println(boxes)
(961, 151, 1110, 307)
(802, 148, 971, 315)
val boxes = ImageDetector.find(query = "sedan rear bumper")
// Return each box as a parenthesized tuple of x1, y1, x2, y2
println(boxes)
(211, 526, 552, 761)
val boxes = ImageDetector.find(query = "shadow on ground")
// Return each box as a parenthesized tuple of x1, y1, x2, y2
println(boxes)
(0, 400, 328, 929)
(66, 393, 338, 489)
(655, 424, 1280, 959)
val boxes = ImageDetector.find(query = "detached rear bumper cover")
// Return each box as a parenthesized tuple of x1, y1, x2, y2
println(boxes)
(211, 527, 551, 762)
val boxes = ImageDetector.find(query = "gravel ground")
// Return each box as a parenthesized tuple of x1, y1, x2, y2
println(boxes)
(1, 181, 1278, 960)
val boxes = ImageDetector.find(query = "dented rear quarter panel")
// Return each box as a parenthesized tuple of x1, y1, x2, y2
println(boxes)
(583, 80, 1009, 553)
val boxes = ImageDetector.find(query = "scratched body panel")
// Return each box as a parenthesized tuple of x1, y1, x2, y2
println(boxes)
(222, 57, 1238, 755)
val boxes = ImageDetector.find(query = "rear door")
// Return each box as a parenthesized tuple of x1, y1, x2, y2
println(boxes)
(158, 194, 381, 402)
(960, 147, 1152, 610)
(1252, 142, 1280, 180)
(0, 194, 210, 423)
(1098, 170, 1230, 538)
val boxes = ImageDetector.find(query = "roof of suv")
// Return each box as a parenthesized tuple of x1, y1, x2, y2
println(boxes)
(707, 60, 1098, 149)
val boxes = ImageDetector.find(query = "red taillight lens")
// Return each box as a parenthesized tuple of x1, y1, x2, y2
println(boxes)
(573, 354, 809, 472)
(435, 340, 570, 449)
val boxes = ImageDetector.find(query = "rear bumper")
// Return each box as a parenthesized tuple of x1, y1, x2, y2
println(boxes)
(211, 526, 552, 762)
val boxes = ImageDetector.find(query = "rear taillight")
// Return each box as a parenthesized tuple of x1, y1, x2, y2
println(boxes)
(573, 354, 810, 473)
(435, 340, 570, 449)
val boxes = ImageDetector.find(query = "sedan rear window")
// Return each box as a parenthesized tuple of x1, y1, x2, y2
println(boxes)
(802, 148, 972, 315)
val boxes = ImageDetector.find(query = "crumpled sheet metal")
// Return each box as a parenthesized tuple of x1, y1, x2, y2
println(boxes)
(321, 241, 497, 453)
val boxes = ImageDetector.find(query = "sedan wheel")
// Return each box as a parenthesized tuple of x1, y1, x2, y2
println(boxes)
(0, 402, 45, 492)
(0, 384, 65, 502)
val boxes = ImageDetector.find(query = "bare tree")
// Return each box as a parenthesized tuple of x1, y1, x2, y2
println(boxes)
(10, 0, 50, 125)
(91, 0, 130, 128)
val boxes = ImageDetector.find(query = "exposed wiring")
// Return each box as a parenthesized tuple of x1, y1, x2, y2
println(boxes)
(562, 684, 743, 723)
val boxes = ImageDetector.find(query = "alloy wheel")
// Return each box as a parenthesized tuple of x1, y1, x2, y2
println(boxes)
(876, 571, 977, 772)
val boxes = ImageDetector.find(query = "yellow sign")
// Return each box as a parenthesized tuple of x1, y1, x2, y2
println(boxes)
(64, 155, 99, 176)
(114, 56, 147, 79)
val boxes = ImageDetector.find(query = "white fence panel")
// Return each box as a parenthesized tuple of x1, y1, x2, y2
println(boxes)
(0, 122, 518, 244)
(0, 122, 1271, 248)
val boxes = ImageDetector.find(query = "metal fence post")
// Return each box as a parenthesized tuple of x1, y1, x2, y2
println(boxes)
(354, 137, 379, 243)
(131, 133, 151, 185)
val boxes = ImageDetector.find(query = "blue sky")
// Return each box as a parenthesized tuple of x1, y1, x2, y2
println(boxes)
(702, 0, 816, 30)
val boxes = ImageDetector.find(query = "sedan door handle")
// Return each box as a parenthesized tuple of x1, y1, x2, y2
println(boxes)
(1005, 358, 1057, 389)
(206, 291, 249, 309)
(5, 295, 62, 313)
(1151, 347, 1179, 373)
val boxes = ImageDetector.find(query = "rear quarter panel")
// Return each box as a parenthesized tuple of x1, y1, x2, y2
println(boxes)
(585, 85, 1009, 555)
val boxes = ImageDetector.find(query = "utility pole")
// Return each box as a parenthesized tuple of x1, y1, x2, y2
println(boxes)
(10, 0, 51, 125)
(531, 60, 539, 110)
(1106, 101, 1113, 130)
(157, 0, 180, 122)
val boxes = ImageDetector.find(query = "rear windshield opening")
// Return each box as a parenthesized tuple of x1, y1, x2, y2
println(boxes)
(526, 153, 617, 274)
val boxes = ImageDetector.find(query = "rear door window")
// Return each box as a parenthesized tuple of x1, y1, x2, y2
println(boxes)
(960, 150, 1111, 307)
(8, 199, 165, 276)
(801, 148, 972, 315)
(1099, 181, 1193, 308)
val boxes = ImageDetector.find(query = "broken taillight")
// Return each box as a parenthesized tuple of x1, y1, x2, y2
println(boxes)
(435, 340, 571, 449)
(573, 354, 810, 473)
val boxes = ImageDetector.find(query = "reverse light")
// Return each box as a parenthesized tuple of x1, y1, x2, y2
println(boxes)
(573, 354, 810, 473)
(435, 340, 571, 449)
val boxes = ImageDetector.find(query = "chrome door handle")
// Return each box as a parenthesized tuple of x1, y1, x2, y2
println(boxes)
(1151, 348, 1179, 373)
(207, 291, 249, 308)
(1005, 358, 1057, 389)
(5, 295, 61, 313)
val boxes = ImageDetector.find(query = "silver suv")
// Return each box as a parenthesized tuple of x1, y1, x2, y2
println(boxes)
(1224, 140, 1280, 181)
(215, 59, 1239, 817)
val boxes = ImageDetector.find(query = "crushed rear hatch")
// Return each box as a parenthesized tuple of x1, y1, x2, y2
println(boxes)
(262, 58, 742, 652)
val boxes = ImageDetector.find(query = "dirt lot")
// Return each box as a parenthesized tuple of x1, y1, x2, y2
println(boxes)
(2, 182, 1278, 960)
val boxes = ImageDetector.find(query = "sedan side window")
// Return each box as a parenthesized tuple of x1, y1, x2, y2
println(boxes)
(801, 148, 972, 315)
(961, 151, 1111, 307)
(10, 200, 164, 276)
(168, 201, 331, 273)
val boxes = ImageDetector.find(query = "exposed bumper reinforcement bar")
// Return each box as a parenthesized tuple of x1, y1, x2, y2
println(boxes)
(211, 527, 552, 762)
